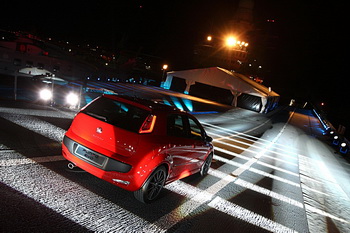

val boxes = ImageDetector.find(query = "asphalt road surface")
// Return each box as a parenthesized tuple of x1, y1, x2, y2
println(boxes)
(1, 83, 350, 233)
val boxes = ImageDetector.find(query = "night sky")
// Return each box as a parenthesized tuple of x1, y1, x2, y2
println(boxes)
(1, 1, 348, 129)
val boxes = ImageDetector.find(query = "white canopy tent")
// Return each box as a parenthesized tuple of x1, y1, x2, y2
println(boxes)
(162, 67, 279, 113)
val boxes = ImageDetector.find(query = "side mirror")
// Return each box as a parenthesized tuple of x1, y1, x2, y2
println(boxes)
(205, 136, 213, 142)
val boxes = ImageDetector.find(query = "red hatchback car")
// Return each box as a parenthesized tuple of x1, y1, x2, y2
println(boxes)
(62, 94, 214, 203)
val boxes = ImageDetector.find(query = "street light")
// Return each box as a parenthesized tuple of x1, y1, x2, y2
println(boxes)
(161, 64, 168, 82)
(225, 35, 249, 50)
(226, 36, 236, 47)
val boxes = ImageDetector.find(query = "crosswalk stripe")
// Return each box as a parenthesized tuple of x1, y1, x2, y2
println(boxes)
(0, 113, 66, 142)
(0, 152, 165, 233)
(0, 155, 65, 166)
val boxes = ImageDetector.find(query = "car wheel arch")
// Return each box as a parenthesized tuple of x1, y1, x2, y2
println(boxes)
(200, 152, 213, 176)
(138, 162, 170, 188)
(134, 164, 169, 203)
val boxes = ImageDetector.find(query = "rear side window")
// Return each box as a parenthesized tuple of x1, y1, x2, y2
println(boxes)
(167, 114, 187, 138)
(82, 96, 150, 133)
(167, 114, 204, 141)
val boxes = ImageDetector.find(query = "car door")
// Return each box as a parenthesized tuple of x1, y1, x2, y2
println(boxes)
(187, 116, 211, 168)
(166, 114, 208, 179)
(166, 114, 194, 179)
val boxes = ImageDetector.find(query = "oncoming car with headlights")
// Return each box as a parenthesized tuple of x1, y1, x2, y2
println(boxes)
(38, 86, 79, 107)
(62, 94, 214, 203)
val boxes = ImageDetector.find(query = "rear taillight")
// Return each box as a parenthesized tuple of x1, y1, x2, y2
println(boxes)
(139, 115, 157, 134)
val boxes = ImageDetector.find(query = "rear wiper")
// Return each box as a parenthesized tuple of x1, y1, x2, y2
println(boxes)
(85, 112, 108, 122)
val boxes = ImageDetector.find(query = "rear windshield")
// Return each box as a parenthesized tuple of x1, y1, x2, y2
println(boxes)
(81, 96, 150, 133)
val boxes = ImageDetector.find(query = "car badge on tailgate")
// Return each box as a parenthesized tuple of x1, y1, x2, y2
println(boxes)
(96, 127, 103, 134)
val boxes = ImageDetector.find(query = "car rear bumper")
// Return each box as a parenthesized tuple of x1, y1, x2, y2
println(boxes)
(62, 136, 142, 191)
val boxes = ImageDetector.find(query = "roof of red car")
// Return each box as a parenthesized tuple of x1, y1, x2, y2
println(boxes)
(102, 94, 181, 113)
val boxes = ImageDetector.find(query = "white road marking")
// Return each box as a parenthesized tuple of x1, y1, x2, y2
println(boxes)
(0, 151, 165, 233)
(214, 155, 301, 187)
(299, 154, 350, 232)
(0, 107, 75, 119)
(0, 155, 65, 166)
(214, 137, 298, 166)
(204, 121, 301, 154)
(0, 113, 66, 142)
(208, 196, 298, 233)
(153, 179, 298, 233)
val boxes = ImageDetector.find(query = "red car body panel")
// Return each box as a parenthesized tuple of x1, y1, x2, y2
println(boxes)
(62, 94, 213, 192)
(69, 113, 140, 157)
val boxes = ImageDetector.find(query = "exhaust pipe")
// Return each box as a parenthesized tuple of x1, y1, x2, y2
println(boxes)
(68, 162, 76, 170)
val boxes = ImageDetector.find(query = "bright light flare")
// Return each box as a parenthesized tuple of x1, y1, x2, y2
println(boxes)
(66, 93, 79, 106)
(39, 89, 52, 101)
(226, 36, 236, 47)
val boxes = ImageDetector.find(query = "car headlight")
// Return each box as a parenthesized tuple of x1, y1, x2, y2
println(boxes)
(66, 93, 79, 106)
(39, 89, 52, 101)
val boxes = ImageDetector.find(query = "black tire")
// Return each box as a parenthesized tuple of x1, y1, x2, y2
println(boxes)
(134, 166, 167, 203)
(200, 153, 213, 176)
